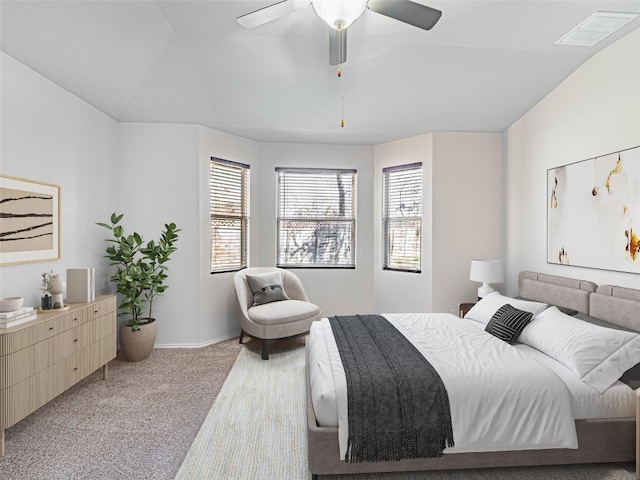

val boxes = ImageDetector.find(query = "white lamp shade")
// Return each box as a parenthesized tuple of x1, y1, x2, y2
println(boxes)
(469, 259, 504, 298)
(312, 0, 367, 29)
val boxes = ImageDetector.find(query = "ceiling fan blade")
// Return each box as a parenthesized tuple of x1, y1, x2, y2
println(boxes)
(237, 0, 308, 29)
(367, 0, 442, 30)
(329, 28, 347, 65)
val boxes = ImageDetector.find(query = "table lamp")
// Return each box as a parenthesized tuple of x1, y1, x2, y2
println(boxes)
(469, 259, 504, 299)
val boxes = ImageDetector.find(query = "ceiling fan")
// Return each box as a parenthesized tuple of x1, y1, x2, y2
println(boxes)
(237, 0, 442, 65)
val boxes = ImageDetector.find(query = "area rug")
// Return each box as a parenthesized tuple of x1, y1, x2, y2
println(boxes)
(174, 344, 309, 479)
(175, 343, 636, 480)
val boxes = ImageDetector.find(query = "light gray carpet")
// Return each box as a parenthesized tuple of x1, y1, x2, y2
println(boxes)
(0, 338, 243, 480)
(177, 341, 637, 480)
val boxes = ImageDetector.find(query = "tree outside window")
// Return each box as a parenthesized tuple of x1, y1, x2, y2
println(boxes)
(276, 168, 356, 268)
(383, 163, 422, 273)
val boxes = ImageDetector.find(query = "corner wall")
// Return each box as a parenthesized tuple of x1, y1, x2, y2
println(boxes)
(373, 134, 434, 313)
(117, 123, 201, 346)
(432, 132, 503, 312)
(504, 29, 640, 293)
(197, 126, 260, 345)
(0, 52, 119, 306)
(373, 132, 503, 314)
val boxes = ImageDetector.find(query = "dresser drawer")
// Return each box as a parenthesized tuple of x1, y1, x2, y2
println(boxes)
(0, 338, 52, 387)
(52, 324, 92, 364)
(57, 308, 89, 330)
(0, 318, 57, 356)
(0, 363, 57, 430)
(90, 297, 116, 320)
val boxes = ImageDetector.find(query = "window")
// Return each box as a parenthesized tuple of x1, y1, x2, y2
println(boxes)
(210, 158, 250, 273)
(383, 163, 422, 272)
(276, 167, 356, 268)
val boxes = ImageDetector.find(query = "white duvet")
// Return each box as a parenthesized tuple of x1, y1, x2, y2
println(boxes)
(309, 313, 580, 459)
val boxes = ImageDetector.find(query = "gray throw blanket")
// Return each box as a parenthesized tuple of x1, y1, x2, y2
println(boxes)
(328, 315, 454, 463)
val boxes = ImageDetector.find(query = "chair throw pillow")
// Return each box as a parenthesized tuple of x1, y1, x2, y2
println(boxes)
(246, 271, 290, 306)
(485, 304, 533, 345)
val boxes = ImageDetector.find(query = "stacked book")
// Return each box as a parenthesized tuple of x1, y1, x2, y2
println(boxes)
(0, 307, 37, 328)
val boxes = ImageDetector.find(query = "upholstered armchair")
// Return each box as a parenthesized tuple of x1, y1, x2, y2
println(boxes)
(233, 267, 321, 360)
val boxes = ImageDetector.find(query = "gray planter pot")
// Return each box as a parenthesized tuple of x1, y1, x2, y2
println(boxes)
(119, 318, 156, 362)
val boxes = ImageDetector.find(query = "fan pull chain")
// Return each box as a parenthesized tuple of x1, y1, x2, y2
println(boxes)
(339, 70, 344, 128)
(337, 26, 344, 128)
(337, 27, 345, 128)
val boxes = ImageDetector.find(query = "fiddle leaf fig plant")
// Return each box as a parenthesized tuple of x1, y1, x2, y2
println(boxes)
(97, 212, 180, 331)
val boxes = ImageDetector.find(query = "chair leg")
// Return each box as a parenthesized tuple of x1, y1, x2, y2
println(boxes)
(239, 329, 245, 344)
(261, 339, 273, 360)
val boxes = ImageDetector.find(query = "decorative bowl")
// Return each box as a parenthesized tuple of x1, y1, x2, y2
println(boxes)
(0, 296, 24, 312)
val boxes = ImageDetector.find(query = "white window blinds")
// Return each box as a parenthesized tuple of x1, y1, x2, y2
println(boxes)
(276, 167, 356, 268)
(383, 163, 422, 272)
(210, 158, 250, 273)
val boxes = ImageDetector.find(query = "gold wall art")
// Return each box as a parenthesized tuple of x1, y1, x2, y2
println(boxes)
(0, 175, 60, 266)
(547, 146, 640, 273)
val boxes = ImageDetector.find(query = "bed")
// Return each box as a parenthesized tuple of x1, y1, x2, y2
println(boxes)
(306, 271, 640, 479)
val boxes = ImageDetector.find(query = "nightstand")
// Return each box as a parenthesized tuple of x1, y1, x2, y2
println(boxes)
(458, 302, 476, 318)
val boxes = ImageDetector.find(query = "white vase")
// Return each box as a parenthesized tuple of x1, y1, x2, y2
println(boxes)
(49, 275, 66, 308)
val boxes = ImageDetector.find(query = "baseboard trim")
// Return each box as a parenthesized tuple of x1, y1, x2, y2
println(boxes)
(154, 331, 240, 349)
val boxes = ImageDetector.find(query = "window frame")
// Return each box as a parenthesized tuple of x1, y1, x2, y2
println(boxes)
(209, 157, 250, 274)
(382, 162, 422, 273)
(275, 167, 357, 269)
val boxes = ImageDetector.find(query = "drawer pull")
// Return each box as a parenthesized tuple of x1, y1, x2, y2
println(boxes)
(74, 339, 78, 343)
(49, 327, 54, 331)
(73, 367, 78, 371)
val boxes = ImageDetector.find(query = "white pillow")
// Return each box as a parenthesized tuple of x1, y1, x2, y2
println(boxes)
(519, 306, 640, 393)
(464, 291, 548, 325)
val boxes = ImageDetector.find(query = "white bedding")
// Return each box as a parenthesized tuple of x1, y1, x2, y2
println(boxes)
(308, 313, 635, 459)
(513, 343, 636, 419)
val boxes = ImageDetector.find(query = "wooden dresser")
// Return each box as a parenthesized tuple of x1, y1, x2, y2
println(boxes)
(0, 295, 116, 455)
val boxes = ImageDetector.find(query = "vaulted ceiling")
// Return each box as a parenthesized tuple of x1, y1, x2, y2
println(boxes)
(2, 1, 639, 145)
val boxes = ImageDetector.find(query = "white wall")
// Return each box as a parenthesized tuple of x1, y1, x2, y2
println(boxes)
(373, 134, 434, 313)
(373, 132, 503, 314)
(198, 126, 260, 345)
(432, 132, 503, 312)
(0, 52, 119, 306)
(117, 123, 200, 345)
(257, 143, 375, 317)
(504, 29, 640, 294)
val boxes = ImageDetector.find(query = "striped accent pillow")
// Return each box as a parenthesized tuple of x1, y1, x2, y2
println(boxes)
(485, 304, 533, 344)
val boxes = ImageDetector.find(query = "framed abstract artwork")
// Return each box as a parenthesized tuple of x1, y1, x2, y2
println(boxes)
(547, 146, 640, 273)
(0, 175, 61, 266)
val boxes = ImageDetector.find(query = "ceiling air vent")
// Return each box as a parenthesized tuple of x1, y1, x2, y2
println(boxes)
(556, 11, 638, 46)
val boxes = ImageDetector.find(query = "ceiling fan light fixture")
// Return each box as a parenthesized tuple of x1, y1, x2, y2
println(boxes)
(312, 0, 368, 30)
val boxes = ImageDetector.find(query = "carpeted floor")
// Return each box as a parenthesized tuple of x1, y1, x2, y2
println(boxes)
(0, 337, 244, 480)
(177, 341, 637, 480)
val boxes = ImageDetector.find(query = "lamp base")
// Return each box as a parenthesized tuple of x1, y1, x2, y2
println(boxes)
(477, 283, 495, 300)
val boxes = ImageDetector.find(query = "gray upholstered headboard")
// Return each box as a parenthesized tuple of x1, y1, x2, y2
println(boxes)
(518, 271, 597, 315)
(590, 285, 640, 332)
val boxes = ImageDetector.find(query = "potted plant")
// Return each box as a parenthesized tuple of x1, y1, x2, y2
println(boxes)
(97, 212, 180, 361)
